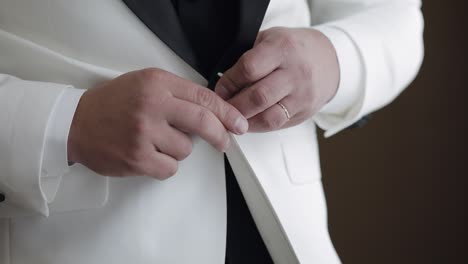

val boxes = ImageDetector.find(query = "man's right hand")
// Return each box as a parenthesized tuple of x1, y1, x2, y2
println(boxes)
(67, 68, 248, 180)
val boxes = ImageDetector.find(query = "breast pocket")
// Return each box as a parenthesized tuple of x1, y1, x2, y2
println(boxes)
(280, 128, 322, 185)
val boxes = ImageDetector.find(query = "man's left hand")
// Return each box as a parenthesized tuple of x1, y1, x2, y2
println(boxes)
(215, 27, 340, 132)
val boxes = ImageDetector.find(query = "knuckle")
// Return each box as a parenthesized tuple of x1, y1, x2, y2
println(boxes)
(250, 86, 270, 107)
(131, 91, 150, 112)
(195, 88, 216, 107)
(279, 34, 298, 51)
(127, 145, 146, 164)
(196, 108, 214, 126)
(139, 68, 164, 83)
(131, 90, 162, 116)
(176, 140, 193, 161)
(123, 151, 146, 174)
(157, 161, 178, 180)
(214, 133, 229, 151)
(135, 68, 172, 105)
(298, 63, 313, 80)
(239, 54, 258, 80)
(133, 94, 170, 120)
(261, 115, 282, 130)
(124, 133, 147, 168)
(130, 116, 150, 137)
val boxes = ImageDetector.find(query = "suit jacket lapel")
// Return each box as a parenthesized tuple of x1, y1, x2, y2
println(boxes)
(208, 0, 270, 88)
(122, 0, 270, 84)
(122, 0, 198, 69)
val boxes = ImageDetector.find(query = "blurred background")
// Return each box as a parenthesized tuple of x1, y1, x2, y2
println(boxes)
(319, 1, 467, 263)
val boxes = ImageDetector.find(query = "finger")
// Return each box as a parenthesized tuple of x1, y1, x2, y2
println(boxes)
(248, 98, 295, 132)
(215, 41, 283, 100)
(154, 125, 193, 161)
(254, 30, 266, 46)
(228, 70, 293, 119)
(166, 98, 231, 152)
(138, 149, 179, 180)
(171, 83, 248, 135)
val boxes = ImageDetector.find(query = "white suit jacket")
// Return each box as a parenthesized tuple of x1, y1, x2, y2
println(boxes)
(0, 0, 423, 263)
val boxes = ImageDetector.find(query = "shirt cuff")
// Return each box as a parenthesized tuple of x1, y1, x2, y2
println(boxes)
(41, 87, 85, 203)
(311, 25, 366, 137)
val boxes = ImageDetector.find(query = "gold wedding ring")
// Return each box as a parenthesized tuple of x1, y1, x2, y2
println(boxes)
(277, 102, 291, 120)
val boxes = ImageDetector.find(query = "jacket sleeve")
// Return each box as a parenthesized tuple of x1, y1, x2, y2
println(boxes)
(0, 74, 74, 217)
(309, 0, 424, 136)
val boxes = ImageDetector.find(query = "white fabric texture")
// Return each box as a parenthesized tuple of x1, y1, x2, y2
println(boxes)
(0, 0, 423, 263)
(41, 88, 84, 203)
(309, 0, 424, 136)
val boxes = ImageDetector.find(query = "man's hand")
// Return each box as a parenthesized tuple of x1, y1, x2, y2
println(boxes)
(68, 68, 248, 180)
(215, 27, 340, 132)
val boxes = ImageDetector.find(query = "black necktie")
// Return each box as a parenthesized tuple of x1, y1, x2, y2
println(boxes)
(122, 1, 272, 263)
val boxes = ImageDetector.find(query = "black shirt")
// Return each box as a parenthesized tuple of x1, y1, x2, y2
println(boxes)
(172, 1, 273, 263)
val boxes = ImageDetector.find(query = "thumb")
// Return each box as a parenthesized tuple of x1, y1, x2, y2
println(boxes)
(214, 39, 282, 100)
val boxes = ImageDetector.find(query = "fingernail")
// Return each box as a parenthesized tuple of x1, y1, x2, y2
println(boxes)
(216, 85, 230, 100)
(234, 117, 249, 135)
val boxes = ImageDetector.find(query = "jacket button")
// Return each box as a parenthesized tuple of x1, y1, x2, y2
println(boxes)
(0, 193, 5, 203)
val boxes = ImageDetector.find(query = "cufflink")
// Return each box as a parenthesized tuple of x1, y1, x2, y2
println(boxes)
(0, 193, 5, 203)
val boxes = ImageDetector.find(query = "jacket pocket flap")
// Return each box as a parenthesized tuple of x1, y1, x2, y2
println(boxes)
(281, 136, 321, 185)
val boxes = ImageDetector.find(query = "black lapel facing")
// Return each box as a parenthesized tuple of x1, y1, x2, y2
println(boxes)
(237, 0, 270, 56)
(208, 0, 270, 87)
(122, 0, 270, 85)
(122, 0, 198, 69)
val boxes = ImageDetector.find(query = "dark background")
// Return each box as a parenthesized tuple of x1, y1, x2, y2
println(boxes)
(319, 2, 467, 263)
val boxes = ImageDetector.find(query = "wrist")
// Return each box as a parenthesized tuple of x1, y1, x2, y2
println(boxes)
(306, 28, 340, 105)
(312, 26, 364, 115)
(67, 91, 87, 164)
(67, 122, 80, 164)
(319, 30, 340, 104)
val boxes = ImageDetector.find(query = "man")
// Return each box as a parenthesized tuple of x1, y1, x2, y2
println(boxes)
(0, 0, 424, 263)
